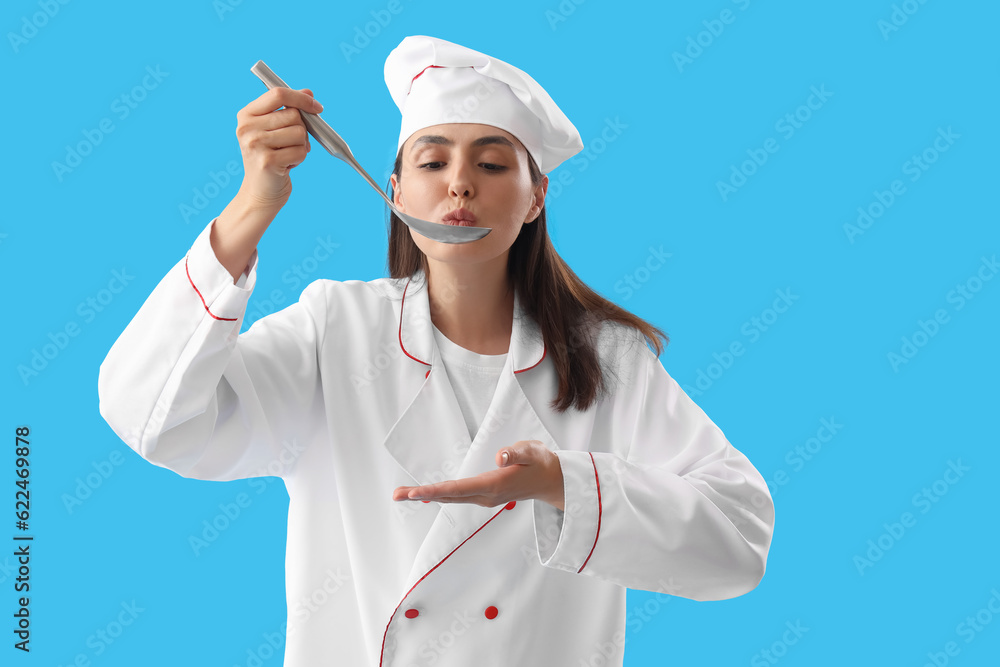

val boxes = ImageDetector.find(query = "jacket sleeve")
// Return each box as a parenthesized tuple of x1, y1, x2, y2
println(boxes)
(531, 337, 775, 601)
(97, 216, 328, 482)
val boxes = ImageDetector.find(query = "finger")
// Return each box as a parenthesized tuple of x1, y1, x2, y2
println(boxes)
(259, 124, 309, 150)
(408, 479, 467, 500)
(392, 488, 436, 505)
(256, 107, 307, 131)
(422, 496, 504, 507)
(293, 87, 323, 111)
(394, 483, 440, 500)
(394, 489, 455, 503)
(410, 472, 506, 500)
(246, 87, 323, 117)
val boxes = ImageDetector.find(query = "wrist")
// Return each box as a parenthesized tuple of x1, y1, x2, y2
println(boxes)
(545, 452, 565, 512)
(233, 187, 286, 218)
(547, 496, 565, 512)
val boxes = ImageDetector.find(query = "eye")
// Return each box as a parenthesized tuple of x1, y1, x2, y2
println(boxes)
(416, 162, 507, 172)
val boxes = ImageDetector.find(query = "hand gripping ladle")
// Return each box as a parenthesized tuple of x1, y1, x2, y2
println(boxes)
(250, 60, 491, 244)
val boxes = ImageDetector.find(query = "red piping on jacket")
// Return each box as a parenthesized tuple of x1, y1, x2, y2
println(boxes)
(398, 276, 433, 377)
(514, 344, 546, 374)
(577, 452, 602, 574)
(399, 276, 546, 379)
(379, 501, 517, 666)
(185, 256, 237, 322)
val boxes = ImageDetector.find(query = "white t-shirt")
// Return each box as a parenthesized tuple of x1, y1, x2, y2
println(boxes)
(431, 323, 508, 442)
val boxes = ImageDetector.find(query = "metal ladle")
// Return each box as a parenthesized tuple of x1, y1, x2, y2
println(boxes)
(250, 60, 491, 244)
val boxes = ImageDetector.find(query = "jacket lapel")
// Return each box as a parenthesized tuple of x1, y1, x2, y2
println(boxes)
(380, 269, 557, 593)
(381, 269, 473, 492)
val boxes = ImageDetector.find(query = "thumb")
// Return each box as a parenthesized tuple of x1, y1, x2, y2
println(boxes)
(498, 440, 541, 467)
(498, 446, 521, 467)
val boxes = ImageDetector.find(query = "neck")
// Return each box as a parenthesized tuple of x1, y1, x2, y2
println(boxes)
(424, 253, 513, 355)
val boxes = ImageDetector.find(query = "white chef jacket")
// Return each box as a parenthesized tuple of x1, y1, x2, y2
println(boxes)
(98, 216, 775, 667)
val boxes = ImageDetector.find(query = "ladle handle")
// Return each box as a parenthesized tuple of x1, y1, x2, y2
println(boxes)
(250, 60, 354, 162)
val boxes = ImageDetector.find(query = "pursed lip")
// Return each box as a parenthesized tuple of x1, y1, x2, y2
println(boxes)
(441, 207, 477, 225)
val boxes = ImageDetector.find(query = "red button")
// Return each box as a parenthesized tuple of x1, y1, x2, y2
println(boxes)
(404, 608, 419, 619)
(484, 606, 499, 620)
(504, 501, 516, 510)
(421, 500, 430, 504)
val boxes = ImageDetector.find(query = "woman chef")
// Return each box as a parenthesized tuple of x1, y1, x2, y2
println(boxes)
(98, 35, 775, 667)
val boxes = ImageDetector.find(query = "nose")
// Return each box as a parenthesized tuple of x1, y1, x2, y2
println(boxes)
(447, 159, 474, 199)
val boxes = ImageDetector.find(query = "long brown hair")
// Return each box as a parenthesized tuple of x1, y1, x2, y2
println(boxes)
(385, 148, 669, 413)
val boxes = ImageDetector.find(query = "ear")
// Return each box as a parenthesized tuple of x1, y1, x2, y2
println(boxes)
(523, 174, 548, 224)
(390, 173, 404, 209)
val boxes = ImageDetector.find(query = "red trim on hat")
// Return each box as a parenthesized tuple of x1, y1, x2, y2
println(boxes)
(407, 64, 473, 95)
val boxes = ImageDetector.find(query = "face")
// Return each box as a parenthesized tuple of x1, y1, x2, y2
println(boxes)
(390, 123, 547, 268)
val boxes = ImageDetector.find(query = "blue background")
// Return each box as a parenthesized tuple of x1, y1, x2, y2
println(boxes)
(4, 0, 998, 665)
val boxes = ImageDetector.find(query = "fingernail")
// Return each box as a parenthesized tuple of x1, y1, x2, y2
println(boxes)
(501, 451, 509, 465)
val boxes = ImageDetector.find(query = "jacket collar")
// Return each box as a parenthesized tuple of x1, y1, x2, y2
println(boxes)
(397, 268, 546, 375)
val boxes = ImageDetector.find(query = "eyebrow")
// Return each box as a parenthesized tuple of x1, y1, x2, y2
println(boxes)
(409, 134, 517, 153)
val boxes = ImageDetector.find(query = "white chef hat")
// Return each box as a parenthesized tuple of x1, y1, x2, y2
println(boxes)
(384, 35, 583, 175)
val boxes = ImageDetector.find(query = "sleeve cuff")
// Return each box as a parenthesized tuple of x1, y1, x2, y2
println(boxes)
(185, 216, 259, 320)
(532, 450, 603, 574)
